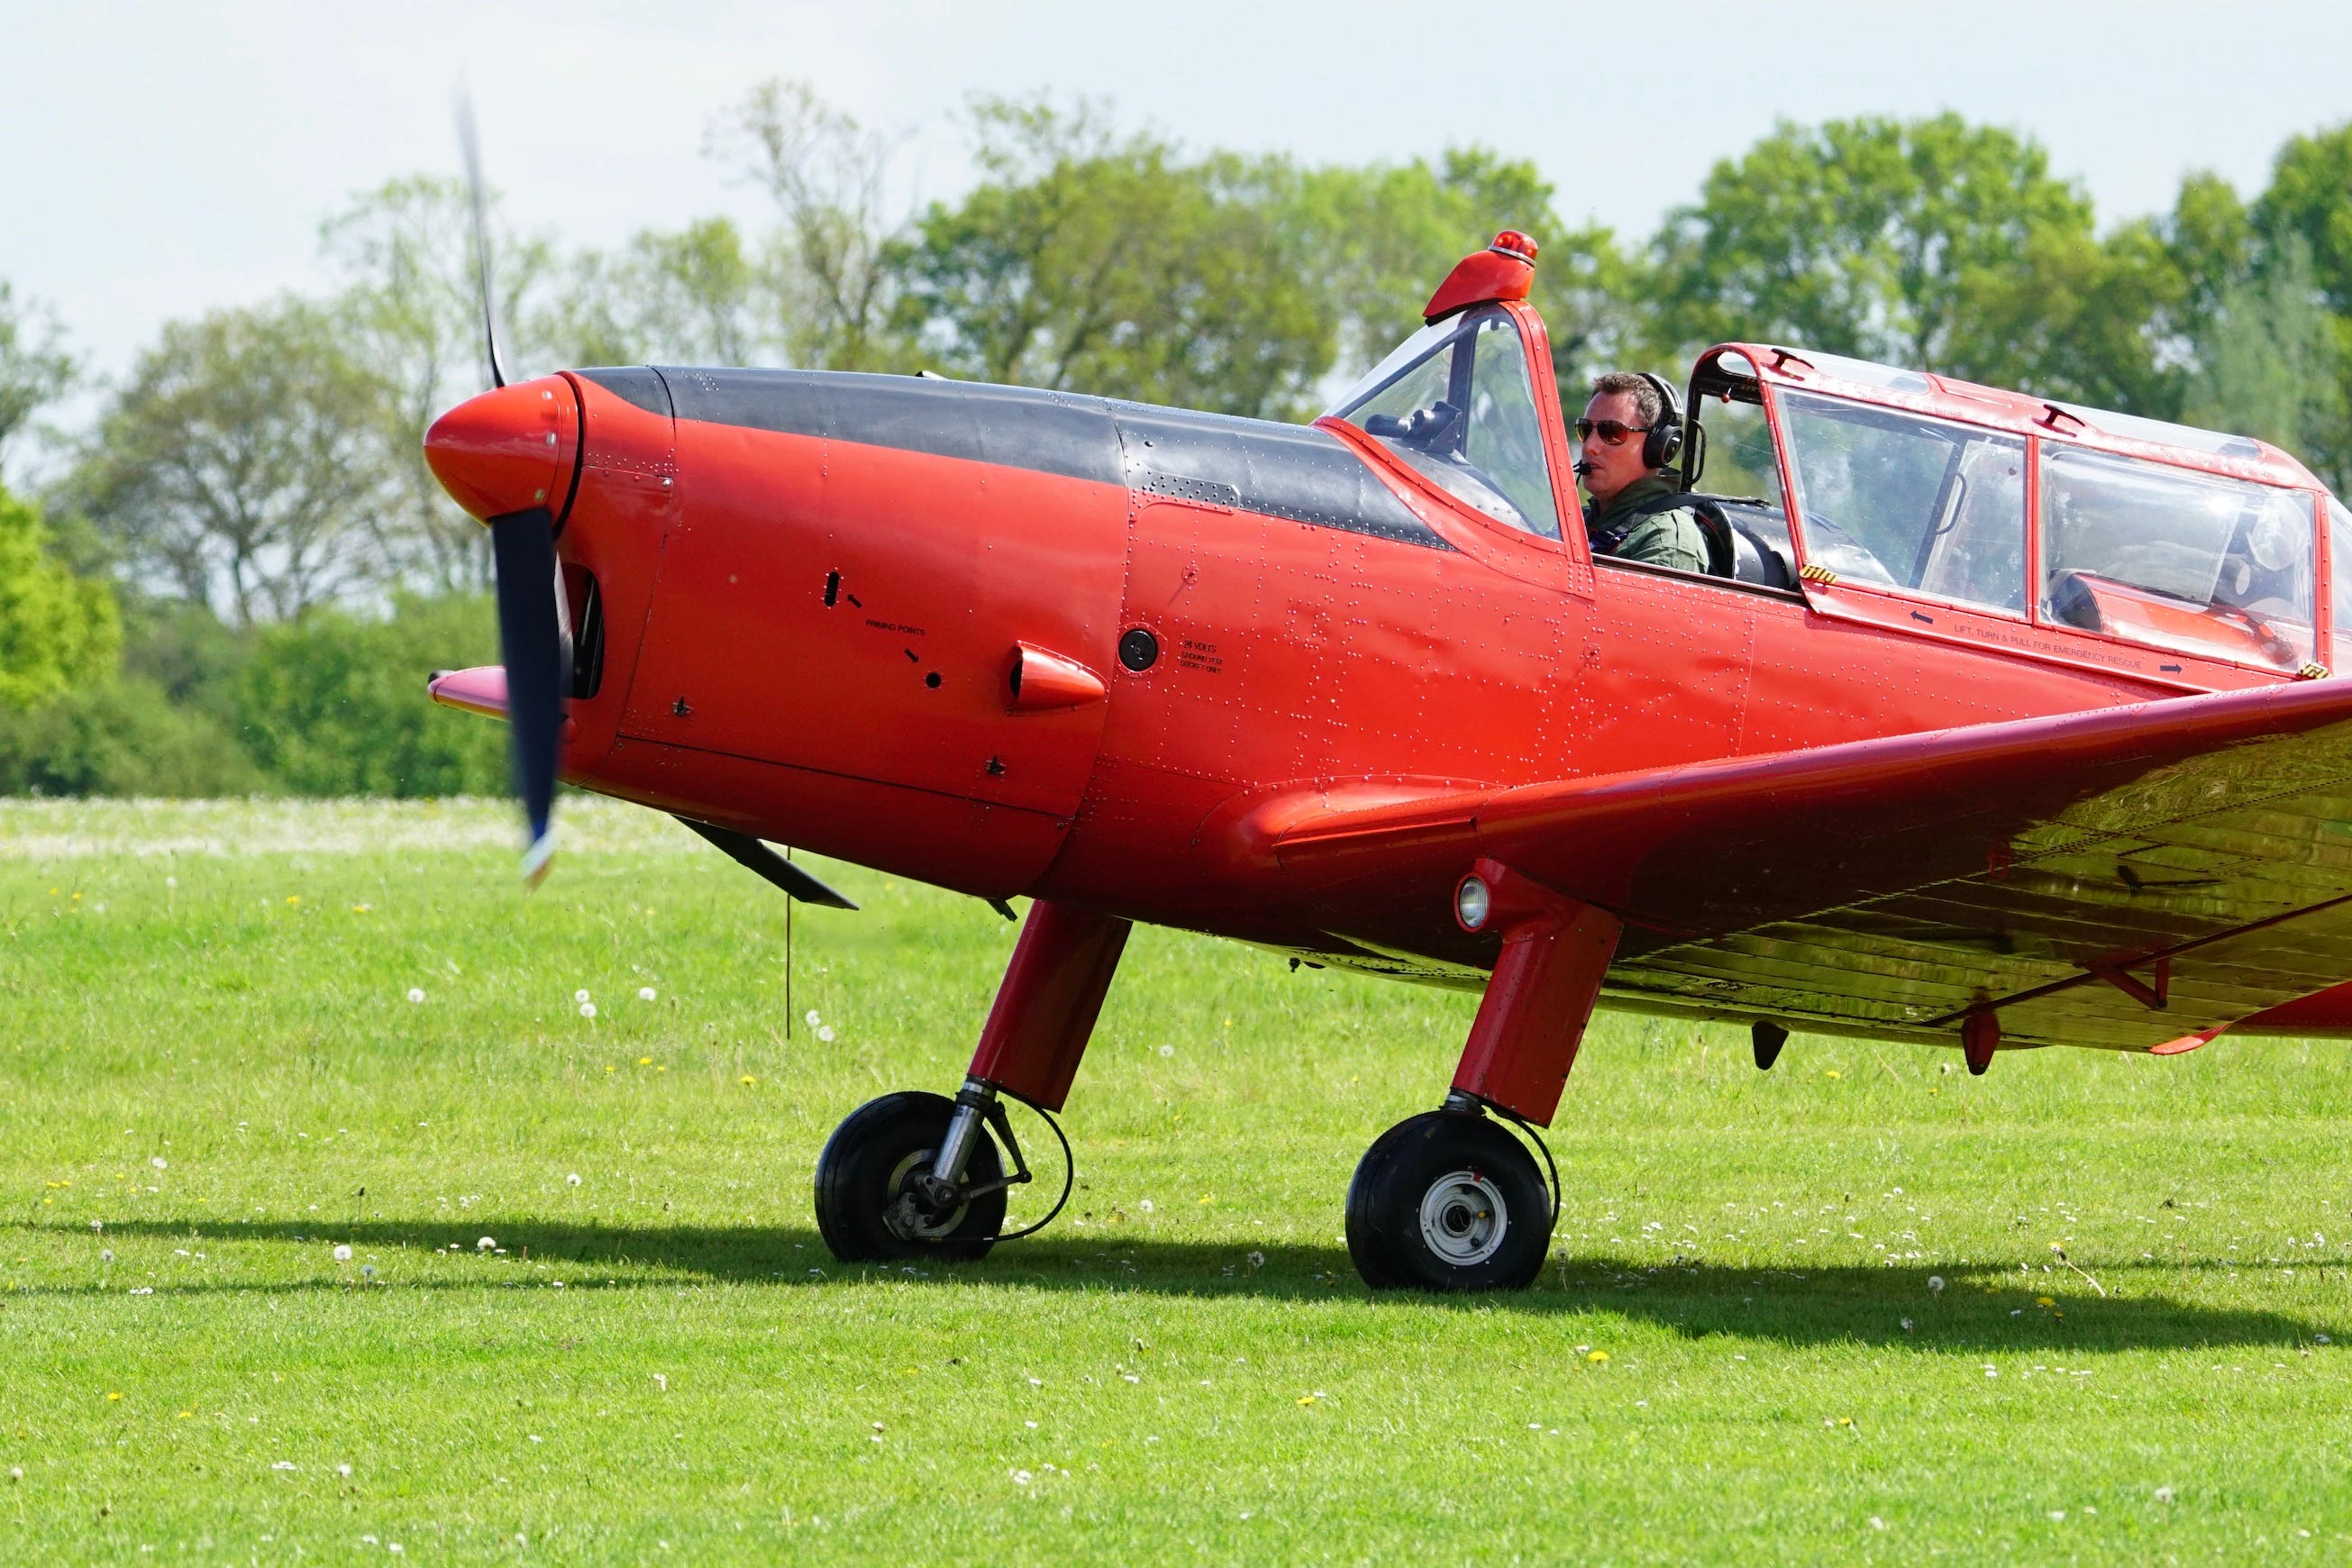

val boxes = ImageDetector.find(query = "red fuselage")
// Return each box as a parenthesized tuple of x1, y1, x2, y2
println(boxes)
(518, 360, 2269, 997)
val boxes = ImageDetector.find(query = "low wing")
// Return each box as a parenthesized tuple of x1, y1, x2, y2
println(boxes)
(1258, 681, 2352, 1051)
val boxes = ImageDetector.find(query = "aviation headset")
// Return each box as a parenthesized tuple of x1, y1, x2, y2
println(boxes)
(1637, 371, 1685, 474)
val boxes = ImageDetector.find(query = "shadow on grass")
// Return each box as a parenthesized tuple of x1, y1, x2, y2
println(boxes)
(14, 1217, 2340, 1351)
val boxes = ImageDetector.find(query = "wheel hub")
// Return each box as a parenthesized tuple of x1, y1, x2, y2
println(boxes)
(881, 1149, 970, 1243)
(1418, 1168, 1507, 1266)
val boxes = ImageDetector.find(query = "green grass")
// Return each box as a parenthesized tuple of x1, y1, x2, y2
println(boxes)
(2, 797, 2350, 1563)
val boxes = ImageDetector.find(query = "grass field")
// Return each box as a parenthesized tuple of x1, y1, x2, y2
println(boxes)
(3, 797, 2350, 1563)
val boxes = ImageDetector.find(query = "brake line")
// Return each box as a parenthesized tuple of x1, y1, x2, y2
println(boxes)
(989, 1085, 1076, 1244)
(1485, 1101, 1562, 1233)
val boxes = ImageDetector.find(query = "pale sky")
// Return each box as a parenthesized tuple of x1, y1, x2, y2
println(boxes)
(7, 0, 2351, 398)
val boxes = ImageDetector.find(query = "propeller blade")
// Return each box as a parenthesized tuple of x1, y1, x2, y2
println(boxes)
(673, 817, 860, 909)
(453, 87, 508, 390)
(489, 507, 564, 883)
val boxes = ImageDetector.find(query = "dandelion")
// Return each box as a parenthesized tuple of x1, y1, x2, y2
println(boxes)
(165, 876, 177, 889)
(150, 1157, 167, 1171)
(105, 1392, 122, 1401)
(333, 1244, 352, 1263)
(579, 1002, 597, 1019)
(567, 1173, 582, 1186)
(100, 1249, 113, 1263)
(2037, 1296, 2055, 1308)
(337, 1463, 353, 1477)
(2154, 1485, 2174, 1502)
(1983, 1364, 1999, 1377)
(575, 989, 591, 1003)
(638, 987, 657, 1001)
(1296, 1393, 1320, 1406)
(406, 988, 425, 1004)
(361, 1264, 376, 1280)
(817, 1025, 835, 1043)
(2316, 1334, 2333, 1345)
(2048, 1510, 2065, 1522)
(1158, 1044, 1174, 1057)
(1246, 1250, 1265, 1269)
(272, 1461, 296, 1472)
(740, 1075, 758, 1088)
(1011, 1469, 1033, 1485)
(638, 1056, 652, 1066)
(285, 896, 300, 907)
(1587, 1350, 1609, 1364)
(653, 1373, 668, 1391)
(352, 904, 370, 914)
(806, 1010, 821, 1027)
(477, 1236, 497, 1252)
(1901, 1317, 1914, 1333)
(90, 1219, 103, 1232)
(130, 1286, 152, 1296)
(1928, 1275, 1946, 1294)
(1139, 1199, 1154, 1214)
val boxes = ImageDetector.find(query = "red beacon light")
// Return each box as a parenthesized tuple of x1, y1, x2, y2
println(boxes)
(1422, 230, 1540, 323)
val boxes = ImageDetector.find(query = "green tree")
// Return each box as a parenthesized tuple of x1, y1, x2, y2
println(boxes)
(1649, 115, 2097, 369)
(234, 594, 506, 797)
(1943, 217, 2190, 415)
(72, 300, 386, 627)
(322, 176, 559, 594)
(898, 97, 1332, 418)
(707, 79, 912, 372)
(0, 483, 118, 711)
(0, 677, 261, 797)
(2250, 123, 2352, 490)
(2181, 236, 2344, 478)
(0, 281, 76, 474)
(1296, 147, 1634, 393)
(556, 217, 765, 367)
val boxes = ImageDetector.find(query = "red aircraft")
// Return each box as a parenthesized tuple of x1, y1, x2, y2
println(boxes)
(423, 224, 2352, 1292)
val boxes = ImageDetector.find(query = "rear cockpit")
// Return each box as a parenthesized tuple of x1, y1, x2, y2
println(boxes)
(1682, 343, 2340, 679)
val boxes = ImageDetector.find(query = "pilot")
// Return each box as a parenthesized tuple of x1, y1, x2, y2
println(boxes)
(1577, 371, 1709, 573)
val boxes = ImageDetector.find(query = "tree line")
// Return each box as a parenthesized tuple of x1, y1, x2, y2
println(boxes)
(2, 83, 2348, 796)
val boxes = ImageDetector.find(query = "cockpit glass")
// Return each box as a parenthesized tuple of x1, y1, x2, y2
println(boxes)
(2331, 497, 2352, 670)
(1778, 390, 2026, 612)
(2040, 445, 2314, 671)
(1327, 307, 1561, 539)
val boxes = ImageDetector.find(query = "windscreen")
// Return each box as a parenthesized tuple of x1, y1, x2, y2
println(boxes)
(1328, 307, 1561, 539)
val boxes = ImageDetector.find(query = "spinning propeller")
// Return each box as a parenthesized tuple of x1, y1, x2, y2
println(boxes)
(445, 90, 568, 886)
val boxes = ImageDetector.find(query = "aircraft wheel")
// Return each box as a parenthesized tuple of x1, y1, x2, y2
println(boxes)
(814, 1090, 1007, 1263)
(1345, 1110, 1550, 1292)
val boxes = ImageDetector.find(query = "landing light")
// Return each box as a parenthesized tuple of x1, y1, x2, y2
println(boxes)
(1455, 874, 1491, 932)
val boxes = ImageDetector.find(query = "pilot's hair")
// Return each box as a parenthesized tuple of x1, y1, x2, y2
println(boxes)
(1589, 370, 1664, 434)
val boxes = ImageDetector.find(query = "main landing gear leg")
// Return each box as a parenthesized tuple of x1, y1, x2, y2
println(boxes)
(814, 899, 1130, 1263)
(1347, 861, 1621, 1292)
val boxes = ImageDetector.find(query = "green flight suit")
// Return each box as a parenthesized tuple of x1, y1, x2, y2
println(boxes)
(1584, 475, 1709, 574)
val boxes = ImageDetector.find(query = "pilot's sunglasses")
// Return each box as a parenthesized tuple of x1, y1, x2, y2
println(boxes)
(1574, 418, 1654, 445)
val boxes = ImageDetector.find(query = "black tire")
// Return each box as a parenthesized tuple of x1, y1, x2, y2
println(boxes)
(814, 1091, 1007, 1263)
(1345, 1110, 1551, 1292)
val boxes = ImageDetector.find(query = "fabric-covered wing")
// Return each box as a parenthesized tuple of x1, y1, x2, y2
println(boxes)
(1263, 681, 2352, 1051)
